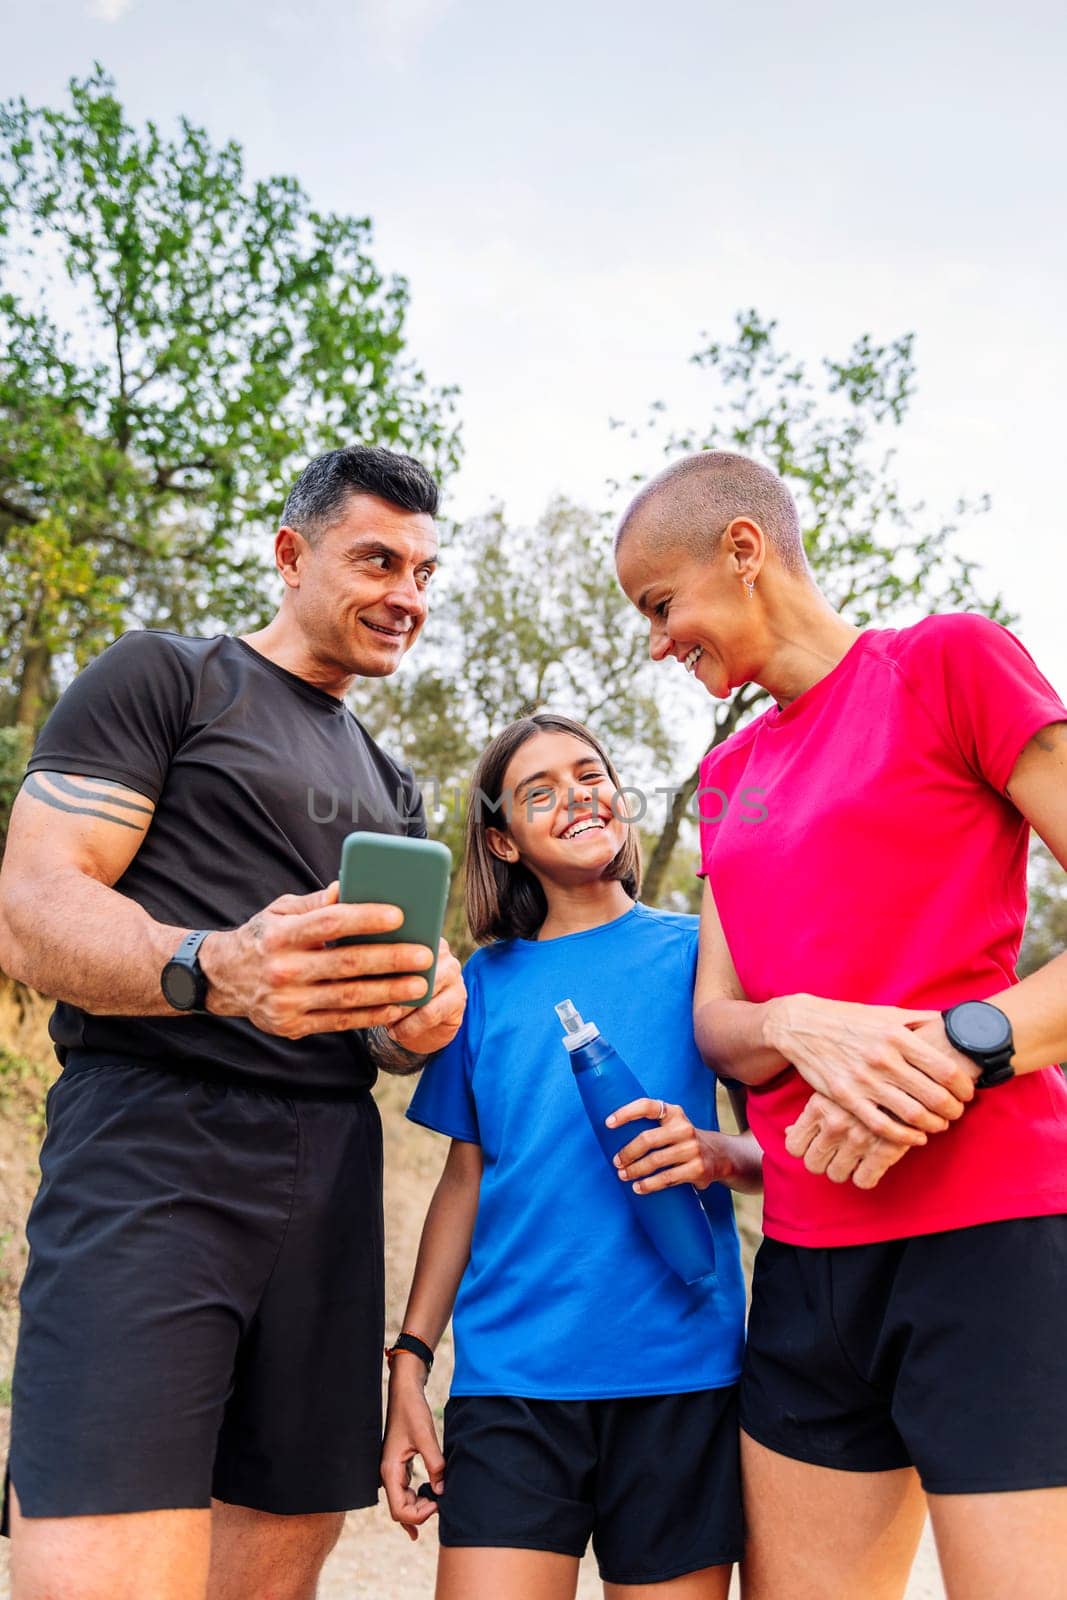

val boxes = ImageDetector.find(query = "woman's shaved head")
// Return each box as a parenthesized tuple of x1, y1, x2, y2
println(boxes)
(615, 451, 807, 574)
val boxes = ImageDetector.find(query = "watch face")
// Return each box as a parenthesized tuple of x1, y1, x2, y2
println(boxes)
(950, 1001, 1012, 1053)
(163, 961, 199, 1011)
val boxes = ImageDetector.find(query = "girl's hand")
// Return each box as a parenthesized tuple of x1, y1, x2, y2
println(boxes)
(608, 1099, 741, 1192)
(763, 994, 975, 1142)
(380, 1364, 445, 1542)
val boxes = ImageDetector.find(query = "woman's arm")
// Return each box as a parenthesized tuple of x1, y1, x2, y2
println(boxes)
(694, 879, 974, 1142)
(786, 720, 1067, 1187)
(380, 1136, 483, 1540)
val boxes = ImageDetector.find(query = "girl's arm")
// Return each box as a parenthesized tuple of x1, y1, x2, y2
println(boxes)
(380, 1136, 483, 1540)
(608, 1097, 763, 1196)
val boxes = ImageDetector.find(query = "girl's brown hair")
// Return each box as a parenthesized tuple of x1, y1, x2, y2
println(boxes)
(464, 713, 642, 944)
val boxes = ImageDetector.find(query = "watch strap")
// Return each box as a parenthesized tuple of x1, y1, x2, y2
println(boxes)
(385, 1331, 435, 1372)
(973, 1053, 1015, 1090)
(172, 929, 211, 968)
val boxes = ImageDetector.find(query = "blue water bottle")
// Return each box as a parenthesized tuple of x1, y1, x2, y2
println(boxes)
(555, 999, 717, 1286)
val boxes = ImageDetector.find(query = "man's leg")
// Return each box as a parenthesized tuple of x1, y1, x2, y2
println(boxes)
(9, 1484, 211, 1600)
(739, 1433, 926, 1600)
(927, 1488, 1067, 1600)
(207, 1501, 345, 1600)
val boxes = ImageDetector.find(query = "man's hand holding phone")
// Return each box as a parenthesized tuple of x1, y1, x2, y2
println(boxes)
(385, 936, 465, 1056)
(200, 881, 445, 1039)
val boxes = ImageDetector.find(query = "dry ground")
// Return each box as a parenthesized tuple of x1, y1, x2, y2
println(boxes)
(0, 988, 945, 1597)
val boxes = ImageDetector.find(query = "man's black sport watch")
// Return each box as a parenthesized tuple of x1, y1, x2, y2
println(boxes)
(161, 930, 212, 1013)
(942, 1000, 1015, 1089)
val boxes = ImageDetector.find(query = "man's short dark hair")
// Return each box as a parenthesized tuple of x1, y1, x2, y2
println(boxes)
(282, 445, 440, 542)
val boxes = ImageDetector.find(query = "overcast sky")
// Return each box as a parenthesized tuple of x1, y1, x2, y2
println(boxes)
(4, 0, 1066, 698)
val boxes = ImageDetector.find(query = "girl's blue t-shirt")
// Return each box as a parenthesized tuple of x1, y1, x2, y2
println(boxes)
(406, 902, 747, 1399)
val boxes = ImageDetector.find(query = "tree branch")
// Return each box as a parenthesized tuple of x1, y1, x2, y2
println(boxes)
(0, 494, 39, 528)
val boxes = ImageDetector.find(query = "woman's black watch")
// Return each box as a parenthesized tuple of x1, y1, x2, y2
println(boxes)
(941, 1001, 1015, 1089)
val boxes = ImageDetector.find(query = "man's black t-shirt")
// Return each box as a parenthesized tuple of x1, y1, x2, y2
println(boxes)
(26, 631, 427, 1092)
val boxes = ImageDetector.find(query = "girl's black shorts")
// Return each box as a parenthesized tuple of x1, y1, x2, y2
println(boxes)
(437, 1385, 743, 1585)
(740, 1214, 1067, 1494)
(5, 1056, 385, 1524)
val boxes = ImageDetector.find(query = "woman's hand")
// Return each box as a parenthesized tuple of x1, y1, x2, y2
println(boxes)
(608, 1099, 757, 1193)
(764, 995, 976, 1142)
(785, 1091, 911, 1189)
(785, 1015, 980, 1188)
(380, 1360, 445, 1542)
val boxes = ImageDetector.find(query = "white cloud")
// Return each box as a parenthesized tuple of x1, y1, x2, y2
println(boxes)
(359, 0, 454, 67)
(87, 0, 135, 20)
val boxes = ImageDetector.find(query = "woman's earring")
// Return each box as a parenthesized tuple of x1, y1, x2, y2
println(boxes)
(744, 579, 755, 599)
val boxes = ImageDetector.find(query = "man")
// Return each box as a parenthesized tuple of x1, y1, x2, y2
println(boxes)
(0, 445, 466, 1600)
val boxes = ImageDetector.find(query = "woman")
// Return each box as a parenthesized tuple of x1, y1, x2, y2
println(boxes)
(614, 450, 1067, 1600)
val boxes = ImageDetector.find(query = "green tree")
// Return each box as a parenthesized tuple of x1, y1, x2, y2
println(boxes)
(1020, 838, 1067, 979)
(0, 66, 459, 729)
(617, 310, 1012, 902)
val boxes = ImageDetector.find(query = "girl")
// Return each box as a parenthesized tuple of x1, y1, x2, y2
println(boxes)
(380, 713, 762, 1600)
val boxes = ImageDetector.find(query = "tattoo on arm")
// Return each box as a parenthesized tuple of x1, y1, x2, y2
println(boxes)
(22, 772, 153, 833)
(1033, 723, 1067, 755)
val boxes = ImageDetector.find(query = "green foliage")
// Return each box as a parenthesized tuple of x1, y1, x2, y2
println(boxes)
(621, 309, 1009, 629)
(0, 723, 32, 847)
(1020, 838, 1067, 979)
(0, 65, 459, 725)
(0, 1041, 49, 1132)
(613, 309, 1011, 901)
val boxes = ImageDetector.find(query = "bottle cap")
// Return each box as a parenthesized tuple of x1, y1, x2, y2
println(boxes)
(554, 998, 600, 1051)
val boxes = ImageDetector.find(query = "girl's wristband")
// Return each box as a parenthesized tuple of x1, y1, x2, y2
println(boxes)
(385, 1331, 435, 1373)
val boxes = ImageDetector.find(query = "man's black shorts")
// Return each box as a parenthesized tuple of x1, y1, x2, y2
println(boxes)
(6, 1056, 385, 1521)
(740, 1214, 1067, 1494)
(437, 1387, 743, 1584)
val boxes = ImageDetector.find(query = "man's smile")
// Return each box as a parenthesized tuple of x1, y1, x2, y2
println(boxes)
(361, 619, 411, 639)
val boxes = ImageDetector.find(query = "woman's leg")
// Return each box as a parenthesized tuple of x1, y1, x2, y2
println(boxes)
(740, 1433, 926, 1600)
(436, 1545, 579, 1600)
(604, 1561, 732, 1600)
(928, 1487, 1067, 1600)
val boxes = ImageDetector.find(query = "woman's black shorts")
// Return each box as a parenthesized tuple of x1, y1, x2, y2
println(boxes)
(437, 1387, 743, 1585)
(5, 1056, 385, 1522)
(740, 1214, 1067, 1494)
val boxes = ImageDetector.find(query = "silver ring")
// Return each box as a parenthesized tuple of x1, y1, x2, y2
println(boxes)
(656, 1099, 668, 1122)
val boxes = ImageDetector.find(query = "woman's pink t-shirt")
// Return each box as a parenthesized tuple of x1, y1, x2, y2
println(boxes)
(698, 613, 1067, 1247)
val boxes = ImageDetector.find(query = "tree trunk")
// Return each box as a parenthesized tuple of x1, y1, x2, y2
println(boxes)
(641, 761, 703, 906)
(641, 689, 766, 906)
(12, 639, 53, 732)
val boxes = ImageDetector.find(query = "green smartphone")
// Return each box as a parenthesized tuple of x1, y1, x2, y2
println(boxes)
(337, 831, 453, 1008)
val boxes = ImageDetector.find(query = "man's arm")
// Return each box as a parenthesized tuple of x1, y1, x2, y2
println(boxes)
(0, 773, 457, 1039)
(0, 772, 183, 1014)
